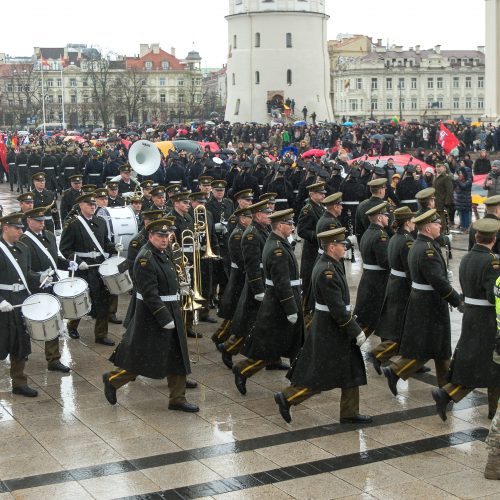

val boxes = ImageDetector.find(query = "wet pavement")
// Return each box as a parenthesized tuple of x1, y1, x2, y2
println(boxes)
(0, 183, 498, 499)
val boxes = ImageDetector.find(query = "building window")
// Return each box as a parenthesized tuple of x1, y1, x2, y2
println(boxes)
(386, 78, 392, 90)
(286, 69, 292, 85)
(286, 33, 292, 48)
(178, 93, 184, 103)
(453, 97, 460, 109)
(83, 93, 89, 103)
(47, 79, 53, 87)
(465, 77, 472, 88)
(70, 94, 77, 104)
(356, 78, 362, 90)
(161, 61, 169, 70)
(57, 95, 63, 104)
(70, 78, 77, 87)
(255, 71, 260, 84)
(82, 79, 88, 87)
(478, 76, 484, 88)
(145, 61, 153, 70)
(47, 95, 53, 103)
(235, 98, 240, 115)
(437, 97, 443, 108)
(386, 98, 393, 110)
(159, 77, 166, 86)
(349, 99, 358, 111)
(453, 77, 460, 88)
(427, 78, 433, 89)
(6, 83, 13, 92)
(437, 77, 443, 89)
(232, 73, 236, 85)
(427, 97, 434, 108)
(178, 78, 184, 86)
(233, 35, 237, 49)
(371, 99, 378, 110)
(371, 78, 378, 90)
(255, 32, 261, 47)
(195, 77, 202, 86)
(478, 97, 484, 109)
(160, 93, 166, 103)
(398, 77, 405, 89)
(411, 78, 417, 89)
(56, 78, 62, 87)
(465, 97, 472, 109)
(411, 98, 417, 110)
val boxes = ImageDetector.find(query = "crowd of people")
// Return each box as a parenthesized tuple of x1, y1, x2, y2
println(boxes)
(0, 121, 499, 481)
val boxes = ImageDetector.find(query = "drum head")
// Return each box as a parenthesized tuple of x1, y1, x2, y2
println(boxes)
(53, 277, 88, 297)
(22, 293, 61, 321)
(99, 256, 126, 277)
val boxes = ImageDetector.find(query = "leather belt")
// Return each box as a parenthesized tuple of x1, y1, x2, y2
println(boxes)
(390, 269, 407, 278)
(464, 297, 493, 306)
(259, 263, 263, 268)
(136, 292, 180, 302)
(0, 283, 26, 292)
(30, 165, 40, 168)
(363, 264, 386, 271)
(315, 302, 351, 312)
(412, 282, 434, 291)
(265, 278, 302, 287)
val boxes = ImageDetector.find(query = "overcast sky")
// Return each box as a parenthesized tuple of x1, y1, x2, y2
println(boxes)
(1, 1, 485, 68)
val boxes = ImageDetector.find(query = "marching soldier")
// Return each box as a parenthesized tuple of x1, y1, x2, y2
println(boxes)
(41, 146, 59, 193)
(212, 207, 252, 352)
(17, 192, 35, 227)
(60, 146, 80, 189)
(27, 145, 43, 181)
(59, 193, 122, 344)
(217, 200, 272, 363)
(232, 209, 303, 395)
(117, 163, 139, 196)
(107, 181, 125, 207)
(317, 192, 343, 233)
(353, 202, 390, 336)
(84, 150, 105, 187)
(140, 180, 154, 211)
(7, 146, 17, 192)
(340, 168, 363, 236)
(0, 212, 51, 397)
(103, 218, 199, 413)
(31, 172, 61, 234)
(369, 207, 415, 374)
(60, 175, 83, 222)
(355, 178, 390, 243)
(20, 206, 72, 373)
(226, 189, 254, 236)
(268, 165, 294, 211)
(382, 209, 463, 396)
(469, 195, 500, 253)
(297, 182, 327, 295)
(15, 145, 29, 193)
(274, 228, 371, 424)
(431, 218, 500, 421)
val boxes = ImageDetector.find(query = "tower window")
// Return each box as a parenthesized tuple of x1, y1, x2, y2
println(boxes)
(287, 69, 292, 85)
(235, 98, 240, 115)
(232, 73, 236, 85)
(233, 35, 237, 49)
(255, 71, 260, 84)
(286, 33, 292, 48)
(255, 33, 260, 47)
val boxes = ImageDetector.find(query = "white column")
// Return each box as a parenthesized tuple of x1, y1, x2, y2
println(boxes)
(485, 0, 500, 119)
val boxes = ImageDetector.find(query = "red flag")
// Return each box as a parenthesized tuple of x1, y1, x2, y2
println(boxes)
(438, 122, 460, 155)
(0, 136, 8, 173)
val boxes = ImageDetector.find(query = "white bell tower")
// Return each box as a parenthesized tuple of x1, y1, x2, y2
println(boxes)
(224, 0, 333, 124)
(485, 0, 500, 120)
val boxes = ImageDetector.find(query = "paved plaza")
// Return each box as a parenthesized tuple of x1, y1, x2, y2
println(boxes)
(0, 183, 498, 499)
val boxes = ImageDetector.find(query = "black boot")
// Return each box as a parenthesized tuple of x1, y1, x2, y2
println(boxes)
(431, 387, 451, 422)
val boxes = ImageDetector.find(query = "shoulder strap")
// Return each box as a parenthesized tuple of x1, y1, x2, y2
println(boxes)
(0, 241, 31, 293)
(76, 215, 108, 258)
(24, 231, 61, 280)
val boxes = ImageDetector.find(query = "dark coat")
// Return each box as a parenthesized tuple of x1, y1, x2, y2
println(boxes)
(434, 173, 454, 211)
(230, 221, 269, 339)
(32, 188, 60, 232)
(289, 254, 366, 390)
(376, 229, 414, 342)
(453, 167, 472, 211)
(355, 195, 386, 242)
(396, 177, 420, 212)
(60, 188, 82, 222)
(468, 214, 500, 254)
(399, 234, 461, 360)
(243, 232, 304, 361)
(110, 242, 190, 378)
(354, 223, 390, 332)
(449, 245, 500, 387)
(297, 200, 325, 294)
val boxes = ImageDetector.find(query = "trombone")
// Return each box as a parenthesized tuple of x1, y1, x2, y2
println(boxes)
(193, 204, 220, 260)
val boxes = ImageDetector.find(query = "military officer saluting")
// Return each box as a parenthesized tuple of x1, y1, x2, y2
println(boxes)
(274, 227, 371, 424)
(232, 209, 304, 395)
(431, 218, 500, 421)
(30, 172, 61, 234)
(20, 206, 72, 373)
(60, 174, 83, 221)
(382, 209, 463, 395)
(103, 218, 199, 413)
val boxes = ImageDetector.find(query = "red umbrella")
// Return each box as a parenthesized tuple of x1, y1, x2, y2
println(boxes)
(302, 149, 326, 158)
(198, 141, 219, 153)
(348, 155, 434, 173)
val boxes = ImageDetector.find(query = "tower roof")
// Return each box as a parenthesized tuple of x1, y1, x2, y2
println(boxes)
(185, 50, 202, 61)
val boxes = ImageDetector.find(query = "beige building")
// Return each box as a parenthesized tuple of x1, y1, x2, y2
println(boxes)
(485, 0, 500, 120)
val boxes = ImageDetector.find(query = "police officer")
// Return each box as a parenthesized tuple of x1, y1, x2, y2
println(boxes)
(31, 172, 61, 234)
(431, 218, 500, 421)
(60, 174, 83, 221)
(103, 218, 199, 413)
(382, 209, 463, 395)
(274, 228, 371, 424)
(232, 209, 303, 395)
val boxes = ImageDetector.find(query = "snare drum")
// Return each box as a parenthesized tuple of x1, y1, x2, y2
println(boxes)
(53, 277, 91, 319)
(22, 293, 63, 341)
(96, 206, 138, 250)
(99, 255, 133, 295)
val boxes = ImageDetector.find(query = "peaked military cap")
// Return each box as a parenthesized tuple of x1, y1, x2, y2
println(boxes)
(130, 194, 142, 203)
(146, 218, 176, 234)
(415, 187, 436, 201)
(17, 192, 34, 203)
(259, 192, 277, 203)
(82, 184, 97, 193)
(234, 207, 253, 218)
(119, 163, 132, 173)
(317, 227, 348, 244)
(166, 183, 182, 194)
(171, 191, 191, 202)
(151, 186, 166, 197)
(106, 181, 119, 190)
(269, 209, 294, 223)
(394, 206, 416, 220)
(69, 174, 83, 183)
(94, 188, 108, 198)
(142, 209, 165, 221)
(32, 172, 46, 181)
(0, 212, 25, 227)
(199, 176, 214, 186)
(211, 180, 227, 189)
(248, 200, 273, 214)
(189, 191, 209, 203)
(76, 193, 97, 204)
(484, 195, 500, 206)
(307, 182, 327, 193)
(366, 201, 389, 216)
(322, 192, 342, 205)
(24, 206, 48, 220)
(414, 209, 441, 227)
(234, 189, 254, 201)
(140, 180, 154, 189)
(367, 178, 387, 187)
(472, 218, 500, 235)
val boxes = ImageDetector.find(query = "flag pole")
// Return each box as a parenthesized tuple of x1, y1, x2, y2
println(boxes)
(60, 58, 65, 129)
(40, 58, 47, 134)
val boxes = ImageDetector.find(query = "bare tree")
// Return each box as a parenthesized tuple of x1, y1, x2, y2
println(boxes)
(113, 67, 148, 123)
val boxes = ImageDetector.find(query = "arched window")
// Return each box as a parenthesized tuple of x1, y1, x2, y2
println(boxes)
(233, 35, 237, 49)
(287, 69, 292, 85)
(255, 71, 260, 84)
(286, 33, 292, 48)
(255, 33, 261, 47)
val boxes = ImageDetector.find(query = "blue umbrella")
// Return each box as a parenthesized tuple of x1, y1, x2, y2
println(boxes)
(370, 134, 385, 140)
(293, 120, 307, 126)
(279, 146, 299, 157)
(343, 121, 353, 127)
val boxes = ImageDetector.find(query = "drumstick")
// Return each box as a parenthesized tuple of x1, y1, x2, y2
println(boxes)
(71, 253, 76, 282)
(13, 301, 41, 309)
(117, 236, 123, 258)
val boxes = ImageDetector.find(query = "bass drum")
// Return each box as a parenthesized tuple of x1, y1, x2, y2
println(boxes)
(97, 206, 138, 250)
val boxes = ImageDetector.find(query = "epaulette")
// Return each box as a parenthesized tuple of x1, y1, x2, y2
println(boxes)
(425, 248, 435, 257)
(234, 233, 242, 240)
(302, 205, 310, 215)
(63, 216, 77, 229)
(130, 239, 140, 248)
(490, 254, 500, 269)
(273, 240, 284, 257)
(405, 240, 414, 248)
(138, 249, 152, 267)
(379, 230, 388, 241)
(323, 269, 334, 279)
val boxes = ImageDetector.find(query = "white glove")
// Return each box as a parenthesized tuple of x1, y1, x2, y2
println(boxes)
(55, 229, 62, 237)
(254, 293, 264, 302)
(79, 261, 89, 271)
(163, 321, 175, 330)
(115, 242, 124, 252)
(356, 332, 367, 347)
(68, 261, 78, 272)
(0, 300, 13, 313)
(447, 270, 453, 281)
(180, 283, 191, 296)
(287, 313, 298, 324)
(215, 223, 228, 234)
(287, 235, 295, 245)
(40, 269, 54, 285)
